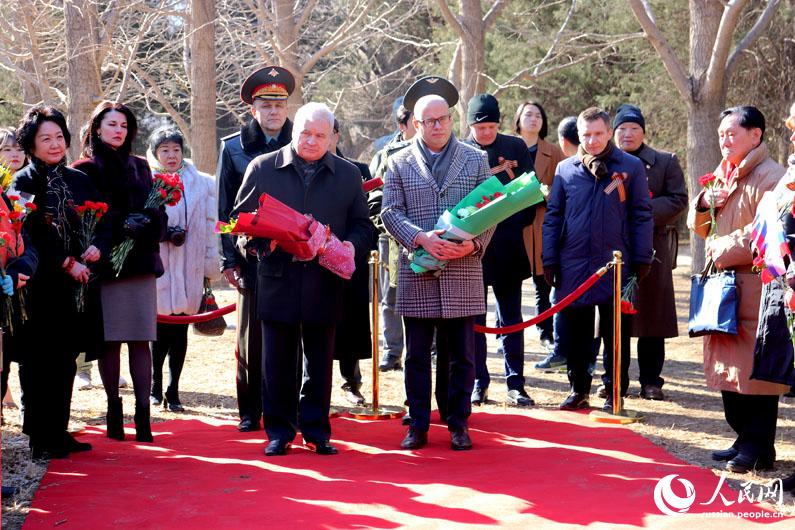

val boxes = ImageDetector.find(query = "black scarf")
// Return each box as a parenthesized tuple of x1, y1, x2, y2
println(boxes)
(416, 135, 457, 188)
(578, 141, 615, 180)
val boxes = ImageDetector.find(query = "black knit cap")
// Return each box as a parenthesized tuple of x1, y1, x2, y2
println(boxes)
(612, 104, 645, 131)
(467, 94, 500, 125)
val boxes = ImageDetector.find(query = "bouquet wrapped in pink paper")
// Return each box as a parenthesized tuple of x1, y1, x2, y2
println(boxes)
(217, 193, 355, 279)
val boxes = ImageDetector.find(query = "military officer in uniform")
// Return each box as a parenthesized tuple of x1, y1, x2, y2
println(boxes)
(217, 65, 295, 432)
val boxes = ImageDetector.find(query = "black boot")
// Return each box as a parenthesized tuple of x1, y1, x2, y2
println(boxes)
(134, 404, 153, 443)
(106, 397, 125, 440)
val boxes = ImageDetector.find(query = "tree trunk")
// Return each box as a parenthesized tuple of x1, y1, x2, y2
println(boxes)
(189, 0, 217, 174)
(273, 0, 303, 113)
(64, 0, 102, 161)
(686, 98, 724, 272)
(456, 0, 486, 136)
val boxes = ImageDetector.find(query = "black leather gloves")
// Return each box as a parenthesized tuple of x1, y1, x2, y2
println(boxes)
(123, 212, 152, 239)
(543, 265, 560, 288)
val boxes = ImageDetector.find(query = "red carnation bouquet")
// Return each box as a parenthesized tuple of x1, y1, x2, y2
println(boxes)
(699, 173, 717, 238)
(620, 274, 639, 315)
(74, 200, 109, 311)
(216, 193, 355, 279)
(0, 193, 37, 330)
(110, 173, 183, 276)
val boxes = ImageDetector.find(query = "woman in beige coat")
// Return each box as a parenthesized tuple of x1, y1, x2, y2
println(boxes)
(687, 106, 788, 473)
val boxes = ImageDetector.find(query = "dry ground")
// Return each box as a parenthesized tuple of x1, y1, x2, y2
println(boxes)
(3, 243, 795, 528)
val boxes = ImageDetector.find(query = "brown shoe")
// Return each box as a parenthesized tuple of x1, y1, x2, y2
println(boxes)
(640, 385, 665, 401)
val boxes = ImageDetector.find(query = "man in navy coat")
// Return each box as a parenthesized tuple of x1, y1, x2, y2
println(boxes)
(542, 107, 653, 412)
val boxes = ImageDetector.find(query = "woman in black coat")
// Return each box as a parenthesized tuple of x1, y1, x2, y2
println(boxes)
(73, 101, 166, 443)
(11, 105, 107, 458)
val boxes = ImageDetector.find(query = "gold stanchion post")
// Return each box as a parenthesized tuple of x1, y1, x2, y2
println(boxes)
(590, 250, 644, 424)
(349, 250, 404, 420)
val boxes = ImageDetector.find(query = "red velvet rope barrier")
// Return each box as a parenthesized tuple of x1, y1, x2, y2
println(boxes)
(474, 266, 609, 335)
(157, 303, 237, 324)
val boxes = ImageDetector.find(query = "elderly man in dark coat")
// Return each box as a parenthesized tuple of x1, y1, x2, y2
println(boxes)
(382, 83, 494, 451)
(463, 94, 536, 407)
(612, 104, 688, 401)
(543, 107, 653, 412)
(233, 102, 372, 457)
(217, 66, 295, 433)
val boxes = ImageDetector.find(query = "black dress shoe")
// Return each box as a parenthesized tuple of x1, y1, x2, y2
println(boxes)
(400, 427, 427, 450)
(238, 418, 260, 432)
(726, 453, 774, 473)
(506, 389, 534, 407)
(471, 387, 488, 405)
(559, 392, 589, 410)
(264, 439, 290, 456)
(305, 439, 338, 455)
(711, 447, 739, 462)
(62, 432, 92, 453)
(450, 427, 472, 451)
(163, 395, 185, 412)
(402, 413, 411, 426)
(31, 444, 69, 460)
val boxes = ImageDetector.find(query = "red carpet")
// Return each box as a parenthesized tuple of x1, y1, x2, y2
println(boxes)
(23, 410, 792, 529)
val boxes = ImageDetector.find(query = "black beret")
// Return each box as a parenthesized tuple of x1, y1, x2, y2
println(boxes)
(403, 76, 459, 114)
(467, 94, 500, 125)
(612, 104, 645, 132)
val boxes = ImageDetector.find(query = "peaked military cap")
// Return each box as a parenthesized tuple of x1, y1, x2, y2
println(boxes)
(403, 76, 459, 113)
(240, 65, 296, 105)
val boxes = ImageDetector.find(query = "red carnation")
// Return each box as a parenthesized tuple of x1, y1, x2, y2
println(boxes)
(26, 203, 37, 212)
(699, 173, 716, 187)
(0, 232, 13, 247)
(7, 194, 19, 201)
(620, 299, 637, 315)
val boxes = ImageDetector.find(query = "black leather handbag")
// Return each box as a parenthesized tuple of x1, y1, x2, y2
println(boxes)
(192, 279, 227, 336)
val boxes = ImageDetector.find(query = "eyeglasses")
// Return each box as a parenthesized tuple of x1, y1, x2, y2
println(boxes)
(417, 114, 451, 128)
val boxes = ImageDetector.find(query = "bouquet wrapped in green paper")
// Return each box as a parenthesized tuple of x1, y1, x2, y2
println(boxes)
(409, 171, 544, 274)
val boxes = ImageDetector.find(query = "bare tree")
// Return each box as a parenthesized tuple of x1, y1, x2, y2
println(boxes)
(188, 0, 217, 173)
(628, 0, 782, 271)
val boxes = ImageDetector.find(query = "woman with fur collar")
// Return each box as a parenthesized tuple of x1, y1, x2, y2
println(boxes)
(146, 125, 220, 412)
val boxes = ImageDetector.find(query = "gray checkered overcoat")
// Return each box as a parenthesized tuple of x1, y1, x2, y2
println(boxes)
(381, 137, 494, 319)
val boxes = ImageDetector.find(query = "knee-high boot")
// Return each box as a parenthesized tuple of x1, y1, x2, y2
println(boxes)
(106, 397, 125, 440)
(134, 403, 153, 443)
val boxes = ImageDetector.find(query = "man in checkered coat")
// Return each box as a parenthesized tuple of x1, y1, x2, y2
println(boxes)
(382, 93, 494, 451)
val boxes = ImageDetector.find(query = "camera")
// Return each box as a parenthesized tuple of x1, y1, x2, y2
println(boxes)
(166, 226, 187, 247)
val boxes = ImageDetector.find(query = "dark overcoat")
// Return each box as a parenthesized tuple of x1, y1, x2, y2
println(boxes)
(334, 157, 377, 361)
(542, 146, 653, 306)
(464, 132, 535, 286)
(232, 146, 373, 325)
(11, 162, 110, 356)
(73, 145, 167, 280)
(628, 144, 688, 338)
(217, 118, 293, 279)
